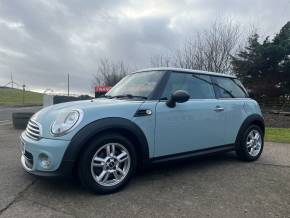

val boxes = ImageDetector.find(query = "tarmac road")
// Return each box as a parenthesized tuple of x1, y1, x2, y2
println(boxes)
(0, 106, 41, 127)
(0, 124, 289, 218)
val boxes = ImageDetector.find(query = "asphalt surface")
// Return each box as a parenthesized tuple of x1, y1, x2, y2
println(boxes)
(0, 106, 41, 122)
(0, 124, 289, 218)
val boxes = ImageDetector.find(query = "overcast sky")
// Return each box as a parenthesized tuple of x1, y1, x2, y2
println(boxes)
(0, 0, 289, 95)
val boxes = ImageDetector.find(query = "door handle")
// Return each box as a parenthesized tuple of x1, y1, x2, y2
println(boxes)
(214, 106, 224, 112)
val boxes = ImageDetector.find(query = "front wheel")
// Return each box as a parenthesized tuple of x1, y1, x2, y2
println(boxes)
(236, 125, 264, 161)
(78, 133, 137, 194)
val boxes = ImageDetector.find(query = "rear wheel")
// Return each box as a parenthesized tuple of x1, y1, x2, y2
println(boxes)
(236, 125, 264, 161)
(78, 133, 137, 194)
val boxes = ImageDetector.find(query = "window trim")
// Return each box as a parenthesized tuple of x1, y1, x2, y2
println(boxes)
(150, 71, 170, 100)
(210, 76, 219, 99)
(211, 76, 223, 99)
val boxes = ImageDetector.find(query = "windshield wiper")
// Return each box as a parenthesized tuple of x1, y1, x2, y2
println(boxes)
(103, 95, 113, 99)
(111, 94, 147, 100)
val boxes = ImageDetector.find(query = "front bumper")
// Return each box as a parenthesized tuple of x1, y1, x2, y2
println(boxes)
(20, 132, 73, 177)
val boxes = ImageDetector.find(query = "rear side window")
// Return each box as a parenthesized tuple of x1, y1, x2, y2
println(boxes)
(161, 72, 215, 99)
(213, 77, 248, 98)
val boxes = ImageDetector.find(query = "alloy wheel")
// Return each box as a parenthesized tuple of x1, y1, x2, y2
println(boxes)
(90, 143, 131, 187)
(246, 130, 262, 157)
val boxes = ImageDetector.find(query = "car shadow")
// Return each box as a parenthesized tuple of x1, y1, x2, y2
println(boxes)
(31, 151, 240, 195)
(137, 151, 239, 176)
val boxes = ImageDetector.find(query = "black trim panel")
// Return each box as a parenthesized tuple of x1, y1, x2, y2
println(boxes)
(151, 70, 170, 100)
(151, 144, 235, 163)
(134, 109, 152, 117)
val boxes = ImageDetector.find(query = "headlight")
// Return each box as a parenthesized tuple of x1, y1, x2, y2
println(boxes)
(51, 109, 83, 136)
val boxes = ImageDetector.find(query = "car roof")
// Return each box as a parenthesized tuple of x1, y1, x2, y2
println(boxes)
(133, 67, 237, 79)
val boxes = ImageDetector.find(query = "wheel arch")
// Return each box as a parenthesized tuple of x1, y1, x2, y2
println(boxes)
(62, 117, 150, 169)
(235, 114, 265, 146)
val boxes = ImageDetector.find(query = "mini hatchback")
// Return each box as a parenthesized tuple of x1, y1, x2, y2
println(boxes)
(20, 68, 264, 194)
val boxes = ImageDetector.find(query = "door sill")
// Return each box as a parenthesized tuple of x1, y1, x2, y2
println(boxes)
(151, 144, 236, 163)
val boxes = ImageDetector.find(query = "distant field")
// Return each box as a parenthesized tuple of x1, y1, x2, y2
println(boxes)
(0, 87, 42, 106)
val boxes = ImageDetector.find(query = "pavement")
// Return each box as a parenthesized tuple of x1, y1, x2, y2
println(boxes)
(0, 106, 41, 123)
(0, 123, 289, 218)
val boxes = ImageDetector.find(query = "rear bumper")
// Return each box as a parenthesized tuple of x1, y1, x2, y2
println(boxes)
(20, 132, 74, 178)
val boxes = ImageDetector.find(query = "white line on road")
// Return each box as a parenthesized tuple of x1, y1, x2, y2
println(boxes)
(0, 106, 41, 112)
(0, 121, 12, 126)
(0, 120, 11, 123)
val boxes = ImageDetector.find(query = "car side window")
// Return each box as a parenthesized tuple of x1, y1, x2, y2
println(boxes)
(161, 72, 215, 100)
(213, 77, 247, 98)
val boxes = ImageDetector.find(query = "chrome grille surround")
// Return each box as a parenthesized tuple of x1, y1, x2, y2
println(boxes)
(25, 119, 42, 140)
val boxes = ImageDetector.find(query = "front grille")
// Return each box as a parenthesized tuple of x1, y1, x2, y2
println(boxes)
(25, 119, 41, 140)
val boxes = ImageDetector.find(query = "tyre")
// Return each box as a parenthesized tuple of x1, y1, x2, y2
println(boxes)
(78, 133, 137, 194)
(236, 125, 264, 161)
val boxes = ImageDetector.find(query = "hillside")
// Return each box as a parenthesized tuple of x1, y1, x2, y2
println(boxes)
(0, 87, 43, 106)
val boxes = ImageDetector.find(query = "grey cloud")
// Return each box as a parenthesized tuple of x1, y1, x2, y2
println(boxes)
(0, 0, 289, 94)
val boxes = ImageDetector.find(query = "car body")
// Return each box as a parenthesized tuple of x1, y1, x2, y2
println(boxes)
(20, 68, 264, 193)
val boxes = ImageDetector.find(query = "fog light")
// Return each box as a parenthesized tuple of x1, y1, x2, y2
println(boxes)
(39, 153, 51, 169)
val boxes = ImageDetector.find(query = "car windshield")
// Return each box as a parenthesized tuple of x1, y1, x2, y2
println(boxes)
(105, 71, 164, 99)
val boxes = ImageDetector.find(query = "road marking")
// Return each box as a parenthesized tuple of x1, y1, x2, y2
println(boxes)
(0, 106, 41, 112)
(0, 120, 12, 126)
(0, 120, 11, 123)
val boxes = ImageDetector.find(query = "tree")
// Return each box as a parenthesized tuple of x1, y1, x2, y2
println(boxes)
(173, 19, 240, 73)
(150, 19, 241, 73)
(94, 58, 129, 87)
(232, 21, 290, 99)
(231, 34, 264, 95)
(150, 54, 171, 67)
(274, 22, 290, 95)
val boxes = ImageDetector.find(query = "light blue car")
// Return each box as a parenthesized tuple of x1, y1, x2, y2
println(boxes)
(20, 68, 264, 193)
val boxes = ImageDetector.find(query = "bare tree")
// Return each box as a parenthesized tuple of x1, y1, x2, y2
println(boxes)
(93, 58, 129, 86)
(150, 54, 172, 67)
(151, 19, 240, 73)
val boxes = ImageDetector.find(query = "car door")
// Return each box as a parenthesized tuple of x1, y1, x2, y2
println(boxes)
(154, 72, 227, 157)
(211, 76, 249, 145)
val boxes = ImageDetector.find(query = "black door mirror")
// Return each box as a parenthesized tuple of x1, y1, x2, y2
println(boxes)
(166, 90, 190, 108)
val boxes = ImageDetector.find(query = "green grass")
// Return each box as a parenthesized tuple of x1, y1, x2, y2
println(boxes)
(265, 128, 290, 144)
(0, 87, 43, 106)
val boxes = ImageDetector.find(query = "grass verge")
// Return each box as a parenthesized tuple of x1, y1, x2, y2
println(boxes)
(265, 128, 290, 144)
(0, 87, 42, 106)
